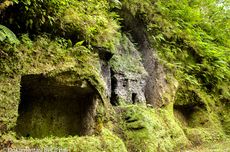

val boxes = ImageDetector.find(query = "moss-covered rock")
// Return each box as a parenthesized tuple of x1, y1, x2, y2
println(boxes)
(114, 104, 189, 152)
(0, 0, 229, 151)
(1, 128, 127, 152)
(0, 36, 108, 135)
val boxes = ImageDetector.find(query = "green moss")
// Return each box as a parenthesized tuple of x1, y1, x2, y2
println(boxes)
(109, 34, 147, 76)
(216, 100, 230, 135)
(173, 85, 226, 145)
(0, 0, 229, 150)
(0, 35, 108, 134)
(116, 104, 189, 152)
(1, 128, 127, 152)
(174, 86, 210, 107)
(0, 76, 20, 132)
(121, 1, 230, 146)
(185, 139, 230, 151)
(174, 103, 225, 144)
(184, 128, 224, 145)
(61, 0, 121, 50)
(2, 0, 121, 51)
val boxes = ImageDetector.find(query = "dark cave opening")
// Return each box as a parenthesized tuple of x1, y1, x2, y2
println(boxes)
(16, 74, 97, 138)
(173, 103, 208, 127)
(132, 93, 137, 104)
(173, 105, 195, 123)
(110, 69, 118, 106)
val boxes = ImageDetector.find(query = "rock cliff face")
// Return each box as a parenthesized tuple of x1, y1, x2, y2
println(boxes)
(0, 0, 229, 151)
(111, 72, 146, 104)
(109, 35, 147, 105)
(118, 8, 177, 107)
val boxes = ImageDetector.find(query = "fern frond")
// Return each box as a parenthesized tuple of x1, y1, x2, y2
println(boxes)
(0, 24, 19, 44)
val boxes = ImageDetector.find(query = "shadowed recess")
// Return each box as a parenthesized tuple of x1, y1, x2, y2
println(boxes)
(16, 74, 97, 138)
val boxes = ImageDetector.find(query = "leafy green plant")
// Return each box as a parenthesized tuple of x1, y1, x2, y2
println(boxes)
(61, 0, 121, 50)
(0, 24, 19, 44)
(122, 0, 230, 100)
(17, 0, 71, 30)
(0, 0, 121, 50)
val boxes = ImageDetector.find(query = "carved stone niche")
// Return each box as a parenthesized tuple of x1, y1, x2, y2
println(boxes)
(16, 74, 98, 138)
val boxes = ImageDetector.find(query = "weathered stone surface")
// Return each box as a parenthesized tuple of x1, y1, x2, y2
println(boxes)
(119, 8, 178, 107)
(100, 60, 112, 99)
(111, 72, 146, 105)
(98, 49, 113, 99)
(109, 35, 147, 105)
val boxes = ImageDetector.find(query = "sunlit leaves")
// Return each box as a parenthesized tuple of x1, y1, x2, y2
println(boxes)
(123, 0, 229, 99)
(62, 0, 120, 50)
(0, 25, 19, 44)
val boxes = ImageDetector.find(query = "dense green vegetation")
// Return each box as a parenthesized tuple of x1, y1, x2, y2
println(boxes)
(122, 0, 229, 100)
(1, 0, 120, 50)
(120, 1, 230, 143)
(0, 0, 229, 151)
